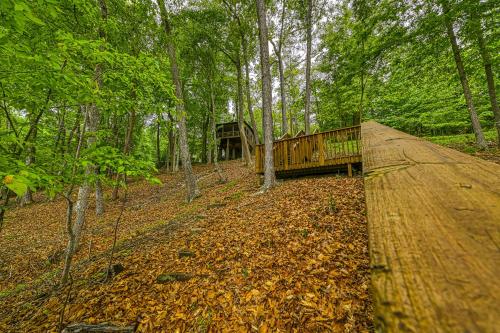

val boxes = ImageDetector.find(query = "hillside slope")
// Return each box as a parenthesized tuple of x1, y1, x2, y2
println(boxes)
(0, 161, 372, 332)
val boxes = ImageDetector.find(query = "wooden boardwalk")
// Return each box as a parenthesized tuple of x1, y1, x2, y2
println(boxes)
(362, 121, 500, 332)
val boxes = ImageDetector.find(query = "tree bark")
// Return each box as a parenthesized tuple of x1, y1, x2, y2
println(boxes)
(442, 2, 486, 148)
(159, 0, 200, 202)
(166, 112, 175, 172)
(241, 27, 259, 144)
(21, 125, 36, 206)
(201, 111, 209, 163)
(271, 40, 288, 136)
(73, 0, 107, 248)
(256, 0, 276, 191)
(73, 104, 99, 248)
(156, 114, 161, 167)
(236, 53, 253, 166)
(95, 176, 104, 216)
(469, 1, 499, 145)
(271, 0, 288, 136)
(304, 0, 313, 135)
(207, 105, 213, 165)
(209, 78, 227, 183)
(61, 102, 88, 285)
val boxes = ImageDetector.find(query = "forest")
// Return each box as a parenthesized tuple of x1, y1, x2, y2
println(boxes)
(0, 0, 499, 332)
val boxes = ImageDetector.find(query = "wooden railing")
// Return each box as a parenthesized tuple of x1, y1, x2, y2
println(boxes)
(218, 130, 240, 138)
(255, 125, 362, 174)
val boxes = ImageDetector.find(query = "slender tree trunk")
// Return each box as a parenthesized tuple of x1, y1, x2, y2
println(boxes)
(358, 39, 365, 125)
(236, 53, 253, 166)
(241, 34, 259, 144)
(256, 0, 276, 191)
(61, 197, 75, 284)
(95, 176, 104, 216)
(61, 102, 88, 285)
(53, 108, 66, 161)
(167, 112, 175, 172)
(174, 135, 180, 172)
(73, 0, 108, 248)
(73, 103, 99, 248)
(442, 2, 486, 148)
(209, 79, 227, 183)
(159, 0, 200, 202)
(66, 109, 81, 157)
(0, 188, 10, 232)
(21, 134, 36, 206)
(470, 1, 500, 145)
(207, 107, 213, 165)
(272, 0, 288, 136)
(156, 115, 161, 167)
(304, 0, 313, 134)
(201, 112, 209, 163)
(271, 41, 288, 136)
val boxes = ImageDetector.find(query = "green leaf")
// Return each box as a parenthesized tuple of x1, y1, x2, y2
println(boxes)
(5, 177, 28, 196)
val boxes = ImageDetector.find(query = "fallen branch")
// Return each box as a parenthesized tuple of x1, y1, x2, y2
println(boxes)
(62, 322, 135, 333)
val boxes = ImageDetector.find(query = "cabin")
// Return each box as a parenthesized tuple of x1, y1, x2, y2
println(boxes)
(216, 121, 257, 161)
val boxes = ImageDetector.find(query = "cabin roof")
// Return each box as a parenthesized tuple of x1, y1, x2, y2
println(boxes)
(216, 121, 255, 134)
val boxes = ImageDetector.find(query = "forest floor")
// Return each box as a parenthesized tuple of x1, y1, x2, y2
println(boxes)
(426, 130, 500, 164)
(0, 161, 372, 332)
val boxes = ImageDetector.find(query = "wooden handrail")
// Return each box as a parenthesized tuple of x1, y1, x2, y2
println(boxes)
(255, 125, 361, 174)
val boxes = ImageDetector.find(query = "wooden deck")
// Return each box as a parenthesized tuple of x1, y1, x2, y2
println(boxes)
(255, 125, 362, 176)
(362, 121, 500, 332)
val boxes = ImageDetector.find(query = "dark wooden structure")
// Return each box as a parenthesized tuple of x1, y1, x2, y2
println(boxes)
(216, 121, 256, 161)
(255, 125, 362, 176)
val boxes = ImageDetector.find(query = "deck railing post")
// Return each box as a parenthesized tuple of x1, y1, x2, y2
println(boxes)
(284, 142, 289, 170)
(318, 134, 325, 166)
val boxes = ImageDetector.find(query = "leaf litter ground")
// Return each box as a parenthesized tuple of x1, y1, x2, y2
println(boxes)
(0, 161, 372, 332)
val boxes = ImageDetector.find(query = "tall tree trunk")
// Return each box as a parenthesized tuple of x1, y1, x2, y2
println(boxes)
(174, 135, 180, 172)
(209, 78, 227, 183)
(271, 40, 288, 136)
(201, 112, 209, 164)
(271, 0, 288, 136)
(21, 122, 36, 206)
(72, 0, 107, 248)
(470, 1, 500, 145)
(256, 0, 276, 191)
(95, 176, 104, 216)
(241, 32, 259, 144)
(0, 188, 10, 233)
(52, 108, 66, 163)
(73, 103, 99, 248)
(167, 112, 175, 172)
(207, 106, 213, 165)
(358, 39, 365, 125)
(304, 0, 313, 134)
(159, 0, 200, 202)
(66, 108, 81, 157)
(236, 53, 253, 166)
(156, 115, 161, 167)
(61, 108, 87, 285)
(442, 2, 486, 148)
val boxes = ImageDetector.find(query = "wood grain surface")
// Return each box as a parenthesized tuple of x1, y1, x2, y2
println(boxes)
(362, 121, 500, 332)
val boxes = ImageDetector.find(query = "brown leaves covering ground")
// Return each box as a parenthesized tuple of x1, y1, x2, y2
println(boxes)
(0, 161, 372, 332)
